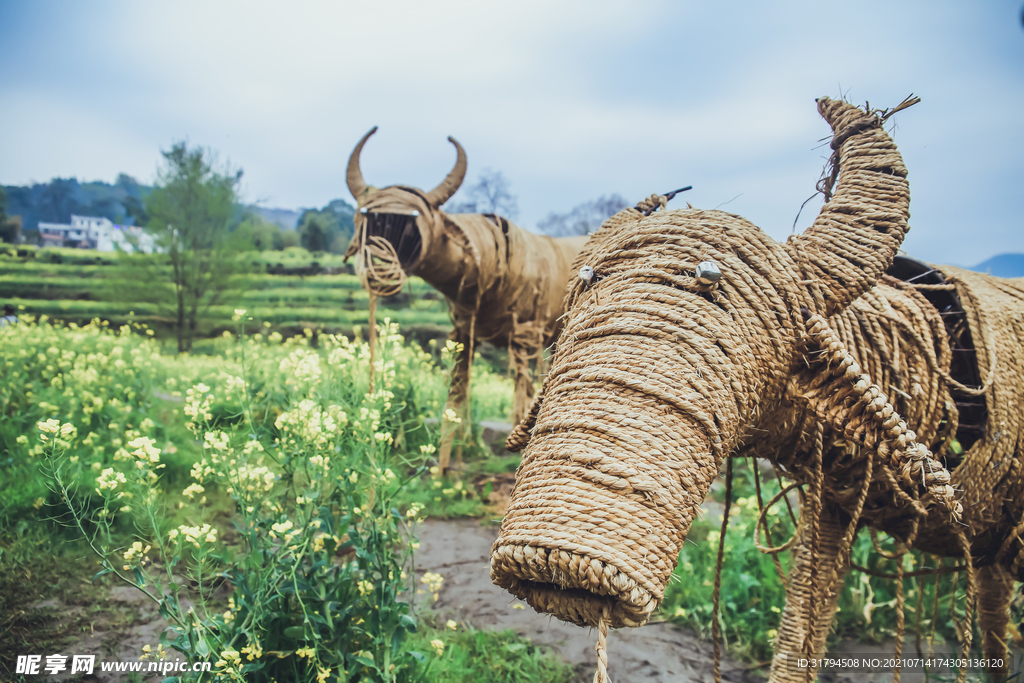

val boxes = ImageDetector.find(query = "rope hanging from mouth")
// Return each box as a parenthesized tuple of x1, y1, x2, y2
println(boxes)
(354, 222, 408, 392)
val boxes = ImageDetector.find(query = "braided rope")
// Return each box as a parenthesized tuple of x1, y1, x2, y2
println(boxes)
(634, 193, 668, 216)
(955, 531, 975, 683)
(793, 313, 962, 521)
(801, 424, 825, 671)
(593, 602, 612, 683)
(712, 457, 733, 683)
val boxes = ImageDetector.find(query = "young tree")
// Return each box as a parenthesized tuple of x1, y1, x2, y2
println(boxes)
(119, 142, 249, 352)
(230, 213, 285, 251)
(296, 199, 355, 254)
(299, 215, 329, 252)
(0, 187, 23, 244)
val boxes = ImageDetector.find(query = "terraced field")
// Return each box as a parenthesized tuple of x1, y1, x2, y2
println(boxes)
(0, 245, 451, 340)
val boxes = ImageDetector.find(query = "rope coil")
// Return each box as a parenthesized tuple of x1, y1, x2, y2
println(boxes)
(354, 224, 409, 392)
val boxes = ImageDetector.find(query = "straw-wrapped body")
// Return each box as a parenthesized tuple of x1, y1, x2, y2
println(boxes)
(344, 130, 586, 467)
(491, 97, 1024, 683)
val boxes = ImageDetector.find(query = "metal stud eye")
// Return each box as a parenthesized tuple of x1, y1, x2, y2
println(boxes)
(579, 265, 595, 284)
(695, 261, 721, 285)
(411, 210, 420, 217)
(359, 207, 369, 214)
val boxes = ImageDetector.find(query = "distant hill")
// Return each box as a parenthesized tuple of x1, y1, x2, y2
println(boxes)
(2, 176, 344, 236)
(966, 253, 1024, 278)
(253, 206, 304, 231)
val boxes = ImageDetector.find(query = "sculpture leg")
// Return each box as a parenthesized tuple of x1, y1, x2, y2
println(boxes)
(438, 330, 472, 473)
(509, 342, 536, 427)
(769, 504, 849, 683)
(977, 564, 1012, 682)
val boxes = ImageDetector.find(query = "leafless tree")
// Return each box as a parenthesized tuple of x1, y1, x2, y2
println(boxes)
(446, 168, 519, 219)
(536, 194, 629, 237)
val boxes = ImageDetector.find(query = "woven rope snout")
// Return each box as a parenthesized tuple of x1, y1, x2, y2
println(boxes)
(490, 380, 716, 628)
(491, 209, 801, 629)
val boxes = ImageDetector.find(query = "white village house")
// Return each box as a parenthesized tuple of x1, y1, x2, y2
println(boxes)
(37, 215, 157, 253)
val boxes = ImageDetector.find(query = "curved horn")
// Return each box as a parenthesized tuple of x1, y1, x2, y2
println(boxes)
(346, 126, 378, 201)
(424, 136, 467, 207)
(787, 96, 914, 317)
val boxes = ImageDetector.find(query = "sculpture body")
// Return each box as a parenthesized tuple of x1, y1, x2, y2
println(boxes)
(345, 129, 586, 466)
(491, 98, 1024, 682)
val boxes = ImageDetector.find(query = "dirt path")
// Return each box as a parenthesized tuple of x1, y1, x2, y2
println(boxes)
(414, 518, 764, 683)
(31, 585, 172, 682)
(35, 518, 763, 682)
(30, 518, 994, 683)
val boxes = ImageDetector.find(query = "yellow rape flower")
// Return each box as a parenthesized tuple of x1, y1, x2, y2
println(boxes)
(241, 640, 262, 661)
(97, 468, 127, 490)
(182, 483, 205, 499)
(421, 571, 444, 594)
(128, 436, 160, 463)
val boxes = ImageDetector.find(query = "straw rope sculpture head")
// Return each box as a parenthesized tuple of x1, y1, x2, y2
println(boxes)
(491, 97, 1024, 683)
(345, 129, 588, 467)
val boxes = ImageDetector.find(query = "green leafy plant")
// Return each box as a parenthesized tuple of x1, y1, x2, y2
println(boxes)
(41, 319, 447, 681)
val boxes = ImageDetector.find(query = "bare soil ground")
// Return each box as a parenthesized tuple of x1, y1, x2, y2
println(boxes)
(16, 519, 1006, 683)
(19, 580, 176, 682)
(18, 517, 763, 683)
(414, 517, 765, 683)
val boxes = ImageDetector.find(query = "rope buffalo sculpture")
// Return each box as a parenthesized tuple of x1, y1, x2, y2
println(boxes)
(491, 97, 1024, 682)
(344, 129, 587, 469)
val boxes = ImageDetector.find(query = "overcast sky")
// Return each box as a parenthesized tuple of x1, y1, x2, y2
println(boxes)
(1, 1, 1021, 265)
